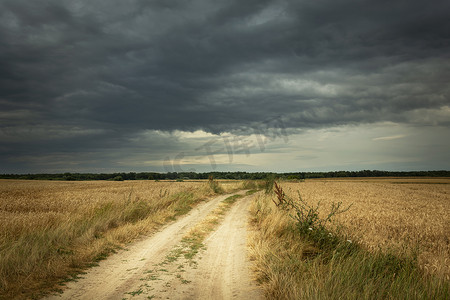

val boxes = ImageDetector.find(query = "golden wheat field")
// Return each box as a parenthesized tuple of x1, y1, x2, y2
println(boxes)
(279, 178, 450, 279)
(0, 179, 239, 238)
(0, 180, 222, 235)
(0, 179, 240, 298)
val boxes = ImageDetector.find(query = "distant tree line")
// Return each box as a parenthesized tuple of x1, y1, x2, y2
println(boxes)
(0, 170, 449, 181)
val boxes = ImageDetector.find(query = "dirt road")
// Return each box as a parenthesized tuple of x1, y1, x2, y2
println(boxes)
(47, 191, 262, 300)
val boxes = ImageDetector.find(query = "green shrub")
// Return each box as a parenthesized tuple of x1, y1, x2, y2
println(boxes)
(208, 176, 223, 194)
(263, 175, 276, 194)
(241, 180, 258, 190)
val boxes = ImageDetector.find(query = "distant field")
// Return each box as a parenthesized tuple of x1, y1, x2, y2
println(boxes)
(281, 178, 450, 279)
(0, 179, 241, 299)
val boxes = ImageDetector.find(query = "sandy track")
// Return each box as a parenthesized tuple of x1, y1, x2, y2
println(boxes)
(151, 193, 263, 300)
(47, 191, 261, 300)
(187, 194, 262, 299)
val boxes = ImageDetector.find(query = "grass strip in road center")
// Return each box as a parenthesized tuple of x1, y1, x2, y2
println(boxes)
(160, 193, 244, 266)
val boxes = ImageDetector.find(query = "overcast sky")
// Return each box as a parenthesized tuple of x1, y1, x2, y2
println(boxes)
(1, 0, 449, 174)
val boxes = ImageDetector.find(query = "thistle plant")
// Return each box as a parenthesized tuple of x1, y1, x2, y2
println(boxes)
(272, 181, 352, 246)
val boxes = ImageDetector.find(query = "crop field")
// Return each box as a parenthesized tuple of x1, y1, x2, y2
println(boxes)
(281, 178, 450, 279)
(1, 177, 449, 299)
(0, 179, 241, 298)
(249, 177, 450, 299)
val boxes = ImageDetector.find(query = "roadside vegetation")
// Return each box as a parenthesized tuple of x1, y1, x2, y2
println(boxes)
(0, 178, 240, 299)
(249, 179, 449, 299)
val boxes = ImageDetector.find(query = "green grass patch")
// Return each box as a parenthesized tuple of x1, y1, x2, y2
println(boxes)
(124, 288, 143, 296)
(245, 189, 258, 196)
(223, 194, 243, 204)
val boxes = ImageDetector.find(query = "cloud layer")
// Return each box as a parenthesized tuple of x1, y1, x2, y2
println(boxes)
(1, 0, 449, 172)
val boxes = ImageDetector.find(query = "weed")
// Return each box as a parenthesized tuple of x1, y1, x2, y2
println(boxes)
(159, 189, 169, 198)
(125, 288, 143, 296)
(165, 247, 183, 263)
(272, 181, 286, 207)
(52, 288, 64, 294)
(241, 180, 259, 190)
(126, 267, 138, 272)
(223, 194, 243, 204)
(273, 182, 351, 248)
(245, 189, 258, 196)
(263, 175, 276, 194)
(208, 176, 224, 194)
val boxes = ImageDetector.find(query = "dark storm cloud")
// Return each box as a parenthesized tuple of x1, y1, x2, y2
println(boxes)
(1, 0, 449, 172)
